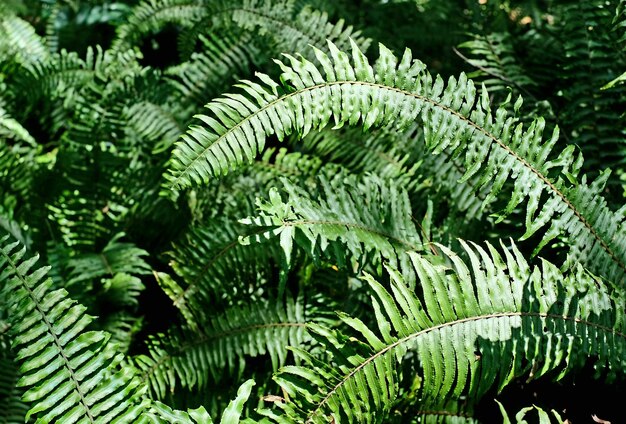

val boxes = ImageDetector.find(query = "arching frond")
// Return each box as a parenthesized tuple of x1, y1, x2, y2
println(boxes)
(261, 241, 625, 422)
(240, 173, 427, 273)
(0, 235, 149, 422)
(135, 294, 324, 400)
(166, 39, 626, 286)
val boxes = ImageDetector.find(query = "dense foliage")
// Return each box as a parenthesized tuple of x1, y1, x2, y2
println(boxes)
(1, 0, 625, 422)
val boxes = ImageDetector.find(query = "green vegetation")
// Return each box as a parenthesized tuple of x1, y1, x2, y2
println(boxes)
(0, 0, 625, 422)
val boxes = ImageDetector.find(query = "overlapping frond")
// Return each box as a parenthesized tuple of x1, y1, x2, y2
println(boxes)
(0, 235, 149, 422)
(135, 295, 321, 399)
(240, 173, 426, 273)
(261, 241, 625, 422)
(457, 32, 537, 96)
(161, 217, 283, 328)
(167, 39, 626, 286)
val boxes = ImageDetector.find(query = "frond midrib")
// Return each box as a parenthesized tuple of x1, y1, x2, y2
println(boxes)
(170, 79, 626, 279)
(308, 310, 626, 421)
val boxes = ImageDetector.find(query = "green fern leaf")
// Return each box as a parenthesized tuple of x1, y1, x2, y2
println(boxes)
(241, 172, 427, 272)
(167, 39, 626, 286)
(261, 241, 625, 422)
(135, 294, 322, 400)
(0, 235, 149, 422)
(146, 379, 254, 423)
(496, 400, 566, 424)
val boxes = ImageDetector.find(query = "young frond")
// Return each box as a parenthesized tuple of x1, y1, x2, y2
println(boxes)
(261, 241, 625, 422)
(0, 235, 149, 422)
(166, 39, 626, 287)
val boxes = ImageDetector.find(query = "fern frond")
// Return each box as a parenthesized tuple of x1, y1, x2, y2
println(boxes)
(0, 106, 35, 146)
(240, 173, 426, 272)
(114, 0, 209, 51)
(230, 1, 370, 56)
(295, 126, 424, 195)
(165, 31, 261, 108)
(262, 241, 625, 422)
(556, 1, 626, 179)
(135, 295, 319, 399)
(162, 217, 282, 327)
(63, 234, 151, 290)
(167, 39, 626, 286)
(497, 400, 566, 424)
(0, 15, 48, 67)
(0, 107, 38, 222)
(457, 32, 537, 96)
(146, 379, 254, 424)
(0, 235, 149, 422)
(0, 349, 28, 424)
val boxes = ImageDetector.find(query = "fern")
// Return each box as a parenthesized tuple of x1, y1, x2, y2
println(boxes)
(1, 1, 625, 422)
(457, 32, 537, 96)
(261, 241, 625, 422)
(135, 294, 324, 400)
(0, 235, 149, 422)
(497, 400, 566, 424)
(146, 379, 254, 423)
(241, 172, 427, 272)
(167, 40, 626, 287)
